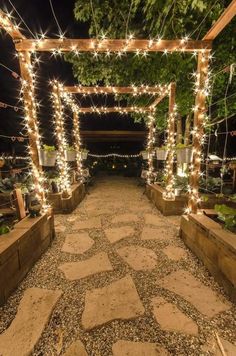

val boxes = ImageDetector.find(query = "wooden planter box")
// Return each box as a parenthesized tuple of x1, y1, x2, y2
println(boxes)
(180, 214, 236, 302)
(47, 183, 85, 214)
(0, 211, 54, 305)
(146, 184, 236, 216)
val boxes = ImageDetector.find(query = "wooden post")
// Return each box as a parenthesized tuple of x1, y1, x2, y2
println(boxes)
(188, 51, 210, 213)
(176, 114, 182, 144)
(146, 113, 156, 184)
(18, 52, 47, 208)
(72, 111, 83, 179)
(52, 82, 71, 197)
(163, 82, 176, 200)
(184, 114, 191, 145)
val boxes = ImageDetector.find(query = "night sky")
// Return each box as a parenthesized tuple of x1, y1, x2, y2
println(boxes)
(0, 0, 145, 155)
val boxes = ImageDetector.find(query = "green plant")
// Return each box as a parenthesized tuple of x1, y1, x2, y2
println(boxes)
(157, 146, 167, 150)
(42, 144, 56, 152)
(214, 204, 236, 232)
(174, 175, 188, 192)
(175, 143, 192, 149)
(0, 225, 11, 235)
(66, 145, 75, 151)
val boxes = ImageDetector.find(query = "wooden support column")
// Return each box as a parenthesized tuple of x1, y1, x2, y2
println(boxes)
(18, 52, 47, 208)
(188, 51, 210, 213)
(72, 111, 83, 179)
(163, 82, 176, 200)
(146, 112, 156, 184)
(52, 82, 71, 197)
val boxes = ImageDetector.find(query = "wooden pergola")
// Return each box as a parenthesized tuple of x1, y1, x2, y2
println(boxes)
(0, 0, 235, 212)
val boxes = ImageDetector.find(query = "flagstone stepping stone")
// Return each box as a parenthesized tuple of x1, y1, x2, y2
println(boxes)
(141, 226, 172, 241)
(72, 217, 101, 230)
(82, 274, 145, 330)
(87, 207, 112, 216)
(105, 226, 135, 244)
(162, 246, 187, 261)
(61, 232, 94, 254)
(112, 340, 169, 356)
(160, 270, 230, 318)
(63, 339, 88, 356)
(144, 214, 166, 226)
(0, 288, 62, 356)
(55, 224, 66, 233)
(67, 215, 77, 222)
(202, 336, 236, 355)
(151, 296, 198, 335)
(59, 252, 113, 280)
(116, 245, 157, 271)
(112, 213, 139, 224)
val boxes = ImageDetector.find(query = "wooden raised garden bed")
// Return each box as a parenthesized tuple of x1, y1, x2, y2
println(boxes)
(180, 213, 236, 302)
(146, 184, 236, 216)
(47, 182, 85, 214)
(0, 210, 54, 305)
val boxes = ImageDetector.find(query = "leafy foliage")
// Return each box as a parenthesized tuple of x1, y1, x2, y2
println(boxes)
(65, 0, 236, 130)
(215, 204, 236, 231)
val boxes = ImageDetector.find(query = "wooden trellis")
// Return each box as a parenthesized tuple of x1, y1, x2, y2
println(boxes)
(0, 0, 235, 212)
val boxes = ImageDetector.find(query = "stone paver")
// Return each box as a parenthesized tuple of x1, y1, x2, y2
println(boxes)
(55, 224, 66, 233)
(105, 226, 135, 244)
(61, 232, 94, 254)
(0, 288, 62, 356)
(63, 339, 88, 356)
(202, 336, 236, 355)
(72, 217, 101, 230)
(144, 214, 166, 226)
(141, 226, 171, 241)
(81, 275, 145, 330)
(59, 252, 113, 280)
(162, 246, 187, 261)
(160, 270, 230, 317)
(152, 297, 198, 335)
(112, 340, 169, 356)
(111, 213, 139, 224)
(67, 215, 77, 222)
(116, 245, 157, 271)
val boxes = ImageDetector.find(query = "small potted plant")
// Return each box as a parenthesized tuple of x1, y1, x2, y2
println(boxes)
(174, 175, 188, 196)
(156, 146, 168, 160)
(81, 149, 89, 160)
(141, 151, 148, 160)
(65, 146, 76, 162)
(176, 143, 192, 164)
(39, 145, 57, 167)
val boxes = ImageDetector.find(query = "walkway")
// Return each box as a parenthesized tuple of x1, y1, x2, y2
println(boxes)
(0, 177, 235, 355)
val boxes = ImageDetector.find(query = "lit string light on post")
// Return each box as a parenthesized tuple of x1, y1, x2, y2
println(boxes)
(146, 112, 156, 184)
(18, 51, 48, 210)
(187, 50, 211, 214)
(163, 83, 177, 200)
(58, 87, 84, 180)
(51, 80, 71, 197)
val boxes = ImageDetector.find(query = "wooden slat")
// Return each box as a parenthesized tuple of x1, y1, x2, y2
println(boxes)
(0, 10, 25, 39)
(64, 86, 164, 94)
(78, 106, 152, 113)
(149, 92, 168, 108)
(15, 39, 212, 52)
(203, 0, 236, 40)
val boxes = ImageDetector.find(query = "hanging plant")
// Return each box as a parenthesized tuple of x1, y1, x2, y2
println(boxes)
(156, 146, 168, 160)
(39, 145, 57, 167)
(175, 143, 192, 164)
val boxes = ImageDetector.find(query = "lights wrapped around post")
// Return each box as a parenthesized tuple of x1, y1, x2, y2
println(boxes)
(163, 83, 177, 200)
(187, 50, 211, 214)
(146, 112, 156, 184)
(51, 80, 71, 197)
(18, 51, 48, 211)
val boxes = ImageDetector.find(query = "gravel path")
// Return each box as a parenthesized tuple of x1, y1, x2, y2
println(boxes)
(0, 176, 235, 355)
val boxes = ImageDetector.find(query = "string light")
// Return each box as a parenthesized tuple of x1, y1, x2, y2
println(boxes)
(163, 101, 178, 200)
(18, 52, 49, 211)
(146, 112, 156, 184)
(88, 153, 141, 158)
(51, 80, 71, 197)
(58, 86, 84, 181)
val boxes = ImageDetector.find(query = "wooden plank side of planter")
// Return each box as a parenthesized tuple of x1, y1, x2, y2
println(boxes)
(180, 214, 236, 302)
(0, 212, 54, 306)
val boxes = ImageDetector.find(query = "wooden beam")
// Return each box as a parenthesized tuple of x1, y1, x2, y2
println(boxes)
(163, 82, 176, 200)
(149, 92, 168, 108)
(15, 39, 212, 52)
(203, 0, 236, 40)
(64, 86, 165, 95)
(0, 10, 25, 39)
(78, 107, 152, 113)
